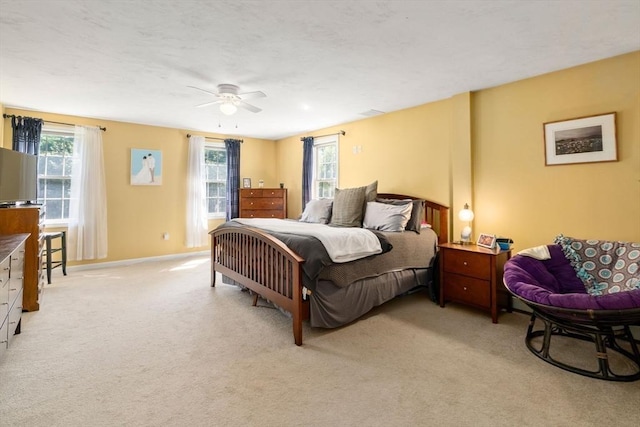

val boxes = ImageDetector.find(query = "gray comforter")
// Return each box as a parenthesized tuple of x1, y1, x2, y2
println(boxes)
(215, 220, 437, 290)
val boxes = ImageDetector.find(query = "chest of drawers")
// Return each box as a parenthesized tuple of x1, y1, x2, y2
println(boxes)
(438, 242, 511, 323)
(239, 188, 288, 219)
(1, 233, 29, 359)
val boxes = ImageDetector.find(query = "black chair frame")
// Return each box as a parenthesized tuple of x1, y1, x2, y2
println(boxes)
(512, 294, 640, 382)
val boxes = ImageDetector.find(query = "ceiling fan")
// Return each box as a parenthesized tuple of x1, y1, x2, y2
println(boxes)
(188, 84, 266, 115)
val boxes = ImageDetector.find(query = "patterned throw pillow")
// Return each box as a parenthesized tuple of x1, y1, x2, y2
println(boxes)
(554, 234, 640, 296)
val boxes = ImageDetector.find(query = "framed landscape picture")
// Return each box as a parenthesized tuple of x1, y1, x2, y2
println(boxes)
(543, 112, 617, 166)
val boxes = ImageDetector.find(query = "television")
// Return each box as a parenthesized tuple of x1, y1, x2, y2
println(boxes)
(0, 147, 38, 205)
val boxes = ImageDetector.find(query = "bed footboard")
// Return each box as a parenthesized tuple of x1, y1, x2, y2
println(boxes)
(210, 226, 309, 345)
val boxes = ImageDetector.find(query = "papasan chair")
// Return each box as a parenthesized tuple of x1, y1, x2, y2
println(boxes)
(503, 235, 640, 382)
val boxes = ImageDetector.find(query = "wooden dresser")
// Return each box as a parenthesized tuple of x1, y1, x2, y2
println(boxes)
(0, 206, 45, 311)
(1, 233, 29, 359)
(239, 188, 288, 219)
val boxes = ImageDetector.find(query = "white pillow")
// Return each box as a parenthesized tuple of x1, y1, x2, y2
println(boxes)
(363, 201, 413, 232)
(300, 199, 333, 224)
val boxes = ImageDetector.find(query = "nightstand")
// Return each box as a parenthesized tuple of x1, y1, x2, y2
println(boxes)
(438, 242, 512, 323)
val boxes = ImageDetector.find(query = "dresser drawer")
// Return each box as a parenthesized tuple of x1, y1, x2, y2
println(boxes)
(444, 273, 491, 308)
(10, 245, 25, 276)
(0, 318, 8, 354)
(7, 289, 23, 345)
(0, 257, 9, 287)
(0, 281, 8, 323)
(240, 189, 264, 198)
(242, 198, 284, 210)
(260, 189, 286, 198)
(444, 250, 490, 278)
(8, 276, 23, 307)
(240, 210, 286, 219)
(0, 258, 9, 321)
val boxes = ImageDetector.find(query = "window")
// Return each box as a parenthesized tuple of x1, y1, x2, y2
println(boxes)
(38, 126, 74, 223)
(313, 135, 339, 199)
(204, 143, 227, 217)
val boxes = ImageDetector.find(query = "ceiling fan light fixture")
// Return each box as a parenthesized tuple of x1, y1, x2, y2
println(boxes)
(220, 102, 237, 115)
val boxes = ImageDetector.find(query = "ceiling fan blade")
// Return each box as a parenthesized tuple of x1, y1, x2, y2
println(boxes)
(195, 100, 223, 108)
(187, 85, 222, 98)
(238, 90, 266, 100)
(238, 101, 262, 113)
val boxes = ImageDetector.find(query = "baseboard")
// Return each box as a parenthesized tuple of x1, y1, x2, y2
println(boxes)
(67, 250, 209, 272)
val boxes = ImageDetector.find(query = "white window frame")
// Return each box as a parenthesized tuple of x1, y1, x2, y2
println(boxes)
(204, 142, 227, 219)
(37, 124, 74, 226)
(312, 135, 339, 199)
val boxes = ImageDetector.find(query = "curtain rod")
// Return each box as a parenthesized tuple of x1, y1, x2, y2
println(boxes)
(186, 134, 243, 143)
(300, 130, 345, 141)
(2, 114, 106, 131)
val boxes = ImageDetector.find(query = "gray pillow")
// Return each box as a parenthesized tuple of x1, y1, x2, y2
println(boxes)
(376, 198, 425, 233)
(363, 201, 413, 232)
(365, 180, 378, 203)
(330, 185, 367, 227)
(300, 199, 333, 224)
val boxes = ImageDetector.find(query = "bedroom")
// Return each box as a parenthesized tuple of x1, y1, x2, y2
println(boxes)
(1, 1, 639, 425)
(1, 50, 637, 263)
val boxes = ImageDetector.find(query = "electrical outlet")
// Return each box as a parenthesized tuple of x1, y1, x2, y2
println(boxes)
(163, 232, 169, 240)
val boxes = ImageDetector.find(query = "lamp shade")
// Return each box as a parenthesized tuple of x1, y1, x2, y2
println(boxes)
(220, 102, 238, 115)
(458, 203, 474, 222)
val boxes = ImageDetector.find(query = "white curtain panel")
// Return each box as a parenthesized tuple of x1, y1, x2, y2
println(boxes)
(185, 135, 208, 247)
(67, 126, 108, 260)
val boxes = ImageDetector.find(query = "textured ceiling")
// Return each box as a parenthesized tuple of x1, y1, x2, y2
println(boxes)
(1, 0, 639, 140)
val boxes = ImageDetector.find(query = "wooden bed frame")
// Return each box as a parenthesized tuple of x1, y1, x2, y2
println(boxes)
(210, 193, 449, 345)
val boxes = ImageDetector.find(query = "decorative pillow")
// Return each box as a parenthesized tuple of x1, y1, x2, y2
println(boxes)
(554, 234, 640, 296)
(364, 180, 378, 203)
(376, 198, 425, 233)
(330, 185, 367, 227)
(300, 199, 333, 224)
(363, 201, 413, 232)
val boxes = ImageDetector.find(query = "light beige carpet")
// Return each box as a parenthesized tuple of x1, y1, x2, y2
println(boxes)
(0, 255, 638, 426)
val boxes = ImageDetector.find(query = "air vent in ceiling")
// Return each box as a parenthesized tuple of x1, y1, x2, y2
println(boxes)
(359, 109, 385, 117)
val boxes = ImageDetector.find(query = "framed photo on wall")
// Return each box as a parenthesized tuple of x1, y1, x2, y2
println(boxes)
(131, 148, 162, 185)
(543, 112, 617, 166)
(477, 233, 497, 249)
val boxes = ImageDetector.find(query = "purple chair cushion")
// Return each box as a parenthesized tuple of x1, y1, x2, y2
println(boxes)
(504, 245, 640, 310)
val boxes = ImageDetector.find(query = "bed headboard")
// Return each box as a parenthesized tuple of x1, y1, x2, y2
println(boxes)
(376, 193, 449, 245)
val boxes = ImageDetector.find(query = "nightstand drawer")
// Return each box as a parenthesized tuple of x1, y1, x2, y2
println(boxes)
(444, 273, 490, 308)
(444, 250, 490, 278)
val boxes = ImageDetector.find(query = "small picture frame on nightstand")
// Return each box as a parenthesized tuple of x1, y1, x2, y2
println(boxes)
(477, 233, 497, 249)
(242, 178, 251, 188)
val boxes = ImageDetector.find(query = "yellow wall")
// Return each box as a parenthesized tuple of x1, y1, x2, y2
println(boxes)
(276, 99, 453, 219)
(473, 51, 640, 249)
(2, 51, 638, 265)
(1, 109, 276, 264)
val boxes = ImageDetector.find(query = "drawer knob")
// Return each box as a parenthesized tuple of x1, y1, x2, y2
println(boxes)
(463, 287, 468, 291)
(463, 262, 468, 266)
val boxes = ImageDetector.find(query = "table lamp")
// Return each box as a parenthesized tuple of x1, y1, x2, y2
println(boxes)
(459, 203, 474, 244)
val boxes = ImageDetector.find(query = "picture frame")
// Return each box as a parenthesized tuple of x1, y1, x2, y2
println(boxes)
(477, 233, 497, 249)
(131, 148, 162, 185)
(543, 112, 617, 166)
(242, 178, 252, 188)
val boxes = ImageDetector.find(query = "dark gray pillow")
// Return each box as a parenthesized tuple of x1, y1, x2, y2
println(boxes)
(330, 186, 367, 227)
(363, 201, 413, 232)
(300, 199, 333, 224)
(376, 198, 425, 233)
